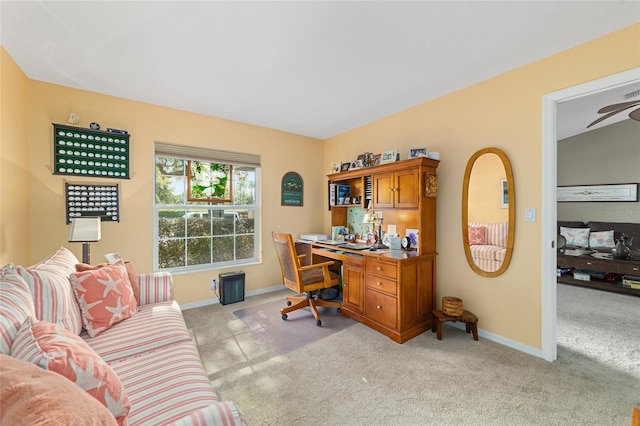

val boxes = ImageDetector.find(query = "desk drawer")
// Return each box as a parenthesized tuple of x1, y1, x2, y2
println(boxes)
(365, 289, 397, 330)
(557, 256, 610, 271)
(365, 258, 397, 279)
(365, 275, 397, 296)
(618, 262, 640, 275)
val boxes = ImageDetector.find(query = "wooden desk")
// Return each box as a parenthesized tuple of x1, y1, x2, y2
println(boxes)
(311, 242, 436, 344)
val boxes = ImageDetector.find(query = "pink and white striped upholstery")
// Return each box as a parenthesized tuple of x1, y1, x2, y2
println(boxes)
(16, 247, 83, 334)
(0, 267, 35, 354)
(468, 223, 508, 273)
(82, 301, 192, 364)
(137, 272, 173, 306)
(469, 222, 508, 247)
(112, 341, 246, 426)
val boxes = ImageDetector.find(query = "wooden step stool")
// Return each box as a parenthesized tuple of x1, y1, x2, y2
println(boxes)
(431, 309, 479, 341)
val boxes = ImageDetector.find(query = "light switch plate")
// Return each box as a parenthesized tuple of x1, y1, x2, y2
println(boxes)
(525, 208, 536, 222)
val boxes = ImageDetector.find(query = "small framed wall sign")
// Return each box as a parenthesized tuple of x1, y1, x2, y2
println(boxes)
(281, 171, 303, 206)
(65, 182, 119, 224)
(380, 149, 398, 164)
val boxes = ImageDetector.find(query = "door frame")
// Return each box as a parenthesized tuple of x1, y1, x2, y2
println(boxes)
(540, 67, 640, 362)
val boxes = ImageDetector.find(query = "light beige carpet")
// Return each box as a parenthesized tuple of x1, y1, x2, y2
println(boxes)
(183, 285, 639, 425)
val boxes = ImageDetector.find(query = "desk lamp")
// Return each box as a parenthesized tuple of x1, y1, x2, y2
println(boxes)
(363, 211, 388, 249)
(69, 217, 101, 264)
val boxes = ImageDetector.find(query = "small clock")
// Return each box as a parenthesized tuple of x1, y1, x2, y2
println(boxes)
(401, 236, 411, 250)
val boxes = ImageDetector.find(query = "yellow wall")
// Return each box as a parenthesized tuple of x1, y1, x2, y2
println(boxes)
(324, 24, 640, 349)
(0, 47, 30, 266)
(468, 153, 508, 223)
(1, 45, 325, 304)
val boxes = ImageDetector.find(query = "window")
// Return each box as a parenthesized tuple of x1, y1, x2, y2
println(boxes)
(154, 144, 260, 272)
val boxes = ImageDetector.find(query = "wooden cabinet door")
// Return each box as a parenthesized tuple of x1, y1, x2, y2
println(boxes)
(372, 172, 394, 208)
(394, 168, 419, 208)
(342, 263, 364, 313)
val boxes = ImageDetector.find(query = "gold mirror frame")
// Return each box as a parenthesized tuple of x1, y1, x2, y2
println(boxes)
(462, 147, 515, 277)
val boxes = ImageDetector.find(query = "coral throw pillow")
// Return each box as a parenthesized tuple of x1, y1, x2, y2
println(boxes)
(70, 261, 137, 337)
(560, 226, 591, 248)
(76, 261, 140, 304)
(0, 353, 117, 425)
(468, 226, 487, 245)
(10, 318, 129, 425)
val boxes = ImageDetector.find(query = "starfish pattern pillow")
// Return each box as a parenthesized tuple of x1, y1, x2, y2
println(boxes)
(468, 226, 487, 245)
(70, 261, 137, 338)
(10, 317, 129, 425)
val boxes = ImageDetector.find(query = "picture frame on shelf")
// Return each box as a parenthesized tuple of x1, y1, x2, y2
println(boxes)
(409, 147, 428, 158)
(406, 228, 419, 250)
(340, 162, 351, 172)
(330, 162, 341, 174)
(380, 149, 398, 164)
(373, 153, 382, 166)
(350, 159, 364, 170)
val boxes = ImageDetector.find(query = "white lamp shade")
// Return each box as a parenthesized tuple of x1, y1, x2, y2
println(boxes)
(69, 217, 102, 242)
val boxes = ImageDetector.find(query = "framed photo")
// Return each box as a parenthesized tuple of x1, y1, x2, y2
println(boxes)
(373, 153, 382, 166)
(187, 161, 232, 202)
(330, 162, 341, 174)
(350, 159, 364, 170)
(557, 183, 638, 202)
(409, 147, 428, 158)
(500, 178, 509, 208)
(340, 162, 351, 172)
(380, 149, 398, 164)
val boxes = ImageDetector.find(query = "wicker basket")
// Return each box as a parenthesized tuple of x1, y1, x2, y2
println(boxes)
(442, 296, 463, 317)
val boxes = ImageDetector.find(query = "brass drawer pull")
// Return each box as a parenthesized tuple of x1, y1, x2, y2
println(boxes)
(376, 266, 382, 271)
(376, 282, 382, 286)
(586, 262, 593, 265)
(634, 267, 639, 271)
(376, 305, 382, 310)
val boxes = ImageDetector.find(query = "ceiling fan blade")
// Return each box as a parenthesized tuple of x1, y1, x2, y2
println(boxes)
(597, 100, 640, 113)
(587, 103, 640, 128)
(629, 107, 640, 122)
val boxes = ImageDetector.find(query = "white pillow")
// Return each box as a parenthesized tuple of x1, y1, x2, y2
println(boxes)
(589, 230, 615, 248)
(560, 227, 591, 248)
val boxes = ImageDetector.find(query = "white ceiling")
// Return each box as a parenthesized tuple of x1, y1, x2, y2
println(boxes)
(1, 1, 639, 140)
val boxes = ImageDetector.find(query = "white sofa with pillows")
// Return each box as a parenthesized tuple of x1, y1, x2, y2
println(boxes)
(467, 222, 508, 272)
(0, 246, 246, 426)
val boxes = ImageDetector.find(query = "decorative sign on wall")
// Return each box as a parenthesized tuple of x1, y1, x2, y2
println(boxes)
(281, 171, 303, 206)
(53, 123, 130, 179)
(65, 183, 120, 224)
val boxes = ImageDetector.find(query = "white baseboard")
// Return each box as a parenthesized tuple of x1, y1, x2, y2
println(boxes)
(179, 285, 283, 311)
(446, 322, 543, 359)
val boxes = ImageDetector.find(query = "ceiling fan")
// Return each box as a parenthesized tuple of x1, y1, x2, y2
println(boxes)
(587, 99, 640, 128)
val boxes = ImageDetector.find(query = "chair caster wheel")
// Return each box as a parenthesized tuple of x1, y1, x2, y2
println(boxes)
(282, 314, 288, 320)
(287, 301, 292, 306)
(316, 320, 322, 327)
(337, 308, 341, 314)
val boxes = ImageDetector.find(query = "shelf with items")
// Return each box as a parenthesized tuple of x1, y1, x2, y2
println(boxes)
(557, 253, 640, 297)
(53, 123, 130, 179)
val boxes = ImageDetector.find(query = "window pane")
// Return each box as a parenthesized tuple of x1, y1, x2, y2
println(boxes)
(158, 213, 185, 238)
(233, 169, 256, 205)
(156, 157, 184, 175)
(158, 239, 185, 268)
(236, 235, 254, 260)
(155, 175, 185, 204)
(187, 237, 211, 265)
(237, 213, 254, 234)
(186, 214, 211, 237)
(213, 212, 235, 236)
(212, 236, 234, 262)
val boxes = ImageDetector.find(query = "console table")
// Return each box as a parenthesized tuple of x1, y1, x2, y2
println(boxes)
(557, 251, 640, 297)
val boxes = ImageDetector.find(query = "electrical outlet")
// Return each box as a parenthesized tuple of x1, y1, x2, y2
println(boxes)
(211, 278, 217, 290)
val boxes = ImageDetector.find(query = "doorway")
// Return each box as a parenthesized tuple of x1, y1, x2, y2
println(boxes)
(541, 67, 640, 361)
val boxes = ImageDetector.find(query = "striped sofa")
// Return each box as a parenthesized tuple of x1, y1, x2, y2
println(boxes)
(468, 222, 508, 273)
(0, 247, 246, 426)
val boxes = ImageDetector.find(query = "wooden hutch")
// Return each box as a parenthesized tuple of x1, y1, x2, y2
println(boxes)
(312, 157, 439, 343)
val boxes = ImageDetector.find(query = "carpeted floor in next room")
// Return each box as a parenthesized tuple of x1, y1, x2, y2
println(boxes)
(182, 284, 640, 426)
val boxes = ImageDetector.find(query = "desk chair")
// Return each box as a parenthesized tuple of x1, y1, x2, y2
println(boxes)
(272, 231, 341, 326)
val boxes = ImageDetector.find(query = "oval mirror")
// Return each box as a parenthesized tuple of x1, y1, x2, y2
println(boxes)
(462, 147, 515, 277)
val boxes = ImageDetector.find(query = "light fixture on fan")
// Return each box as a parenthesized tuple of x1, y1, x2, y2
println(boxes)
(587, 99, 640, 128)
